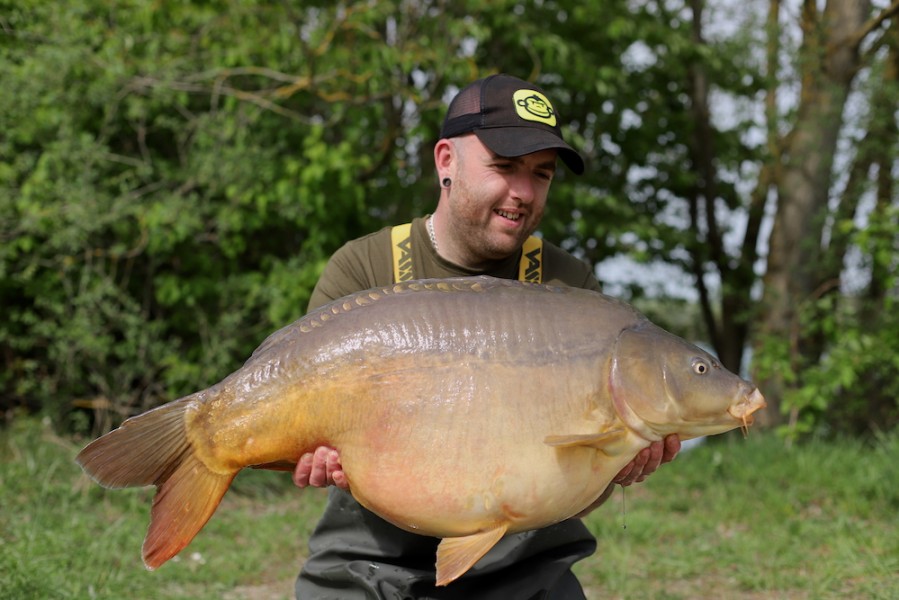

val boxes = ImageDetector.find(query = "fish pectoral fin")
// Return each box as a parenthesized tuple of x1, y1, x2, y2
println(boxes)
(435, 524, 509, 587)
(543, 427, 627, 449)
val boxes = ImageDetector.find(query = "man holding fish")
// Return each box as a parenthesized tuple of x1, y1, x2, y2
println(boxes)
(293, 74, 681, 600)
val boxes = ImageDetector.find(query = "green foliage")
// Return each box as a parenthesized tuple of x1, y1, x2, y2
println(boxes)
(782, 297, 898, 440)
(0, 0, 459, 425)
(755, 202, 899, 441)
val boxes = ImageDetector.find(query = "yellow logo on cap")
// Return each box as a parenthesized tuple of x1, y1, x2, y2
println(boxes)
(513, 89, 557, 127)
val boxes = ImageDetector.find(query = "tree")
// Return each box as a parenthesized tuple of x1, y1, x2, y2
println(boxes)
(753, 0, 899, 430)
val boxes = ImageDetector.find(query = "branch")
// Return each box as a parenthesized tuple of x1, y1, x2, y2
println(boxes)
(850, 0, 899, 51)
(742, 162, 773, 268)
(126, 73, 382, 124)
(765, 0, 781, 156)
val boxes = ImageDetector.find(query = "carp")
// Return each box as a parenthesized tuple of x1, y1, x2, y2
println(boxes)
(76, 276, 765, 586)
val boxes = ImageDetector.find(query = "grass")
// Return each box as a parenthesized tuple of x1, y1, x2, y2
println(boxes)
(574, 430, 899, 599)
(2, 417, 897, 600)
(0, 417, 326, 600)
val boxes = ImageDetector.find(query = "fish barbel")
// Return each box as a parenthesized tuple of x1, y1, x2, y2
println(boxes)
(76, 276, 765, 585)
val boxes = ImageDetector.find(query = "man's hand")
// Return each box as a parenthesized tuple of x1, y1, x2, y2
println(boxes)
(292, 446, 349, 490)
(574, 434, 681, 518)
(612, 434, 681, 486)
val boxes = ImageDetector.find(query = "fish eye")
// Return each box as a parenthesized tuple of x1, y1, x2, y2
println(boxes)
(692, 358, 710, 375)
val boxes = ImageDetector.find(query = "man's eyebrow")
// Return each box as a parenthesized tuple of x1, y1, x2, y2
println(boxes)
(536, 159, 558, 172)
(526, 157, 559, 173)
(488, 151, 557, 171)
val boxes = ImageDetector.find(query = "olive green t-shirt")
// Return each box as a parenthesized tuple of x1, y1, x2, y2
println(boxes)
(308, 216, 600, 311)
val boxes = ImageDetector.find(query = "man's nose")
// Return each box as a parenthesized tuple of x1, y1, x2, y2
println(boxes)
(509, 172, 536, 203)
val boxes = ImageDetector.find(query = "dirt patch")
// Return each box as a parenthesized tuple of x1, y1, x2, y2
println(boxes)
(223, 578, 296, 600)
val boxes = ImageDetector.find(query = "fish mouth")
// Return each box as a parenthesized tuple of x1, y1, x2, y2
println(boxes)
(727, 388, 767, 426)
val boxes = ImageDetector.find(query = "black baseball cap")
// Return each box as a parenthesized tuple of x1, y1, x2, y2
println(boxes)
(440, 74, 585, 175)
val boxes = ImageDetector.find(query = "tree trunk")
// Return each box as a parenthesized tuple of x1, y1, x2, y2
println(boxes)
(686, 0, 758, 374)
(755, 0, 871, 425)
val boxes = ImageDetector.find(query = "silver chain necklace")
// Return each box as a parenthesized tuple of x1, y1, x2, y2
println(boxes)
(427, 215, 438, 252)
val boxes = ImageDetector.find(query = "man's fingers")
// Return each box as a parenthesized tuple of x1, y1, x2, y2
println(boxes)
(662, 434, 681, 463)
(611, 435, 682, 488)
(650, 439, 664, 465)
(614, 448, 649, 486)
(332, 470, 350, 490)
(638, 440, 665, 480)
(324, 449, 349, 490)
(627, 449, 649, 485)
(308, 446, 332, 487)
(293, 452, 314, 488)
(612, 463, 632, 485)
(325, 449, 341, 485)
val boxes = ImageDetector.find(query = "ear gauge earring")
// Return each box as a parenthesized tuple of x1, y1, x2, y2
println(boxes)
(442, 177, 452, 188)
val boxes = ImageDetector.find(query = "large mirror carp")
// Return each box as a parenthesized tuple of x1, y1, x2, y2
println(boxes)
(77, 276, 766, 586)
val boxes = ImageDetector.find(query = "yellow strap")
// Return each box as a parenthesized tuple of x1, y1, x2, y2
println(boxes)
(392, 223, 542, 284)
(391, 223, 414, 282)
(519, 236, 543, 283)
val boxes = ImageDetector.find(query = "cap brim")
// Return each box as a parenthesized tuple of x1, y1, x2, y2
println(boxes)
(475, 128, 585, 175)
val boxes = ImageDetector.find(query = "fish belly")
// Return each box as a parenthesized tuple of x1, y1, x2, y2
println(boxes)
(328, 356, 624, 537)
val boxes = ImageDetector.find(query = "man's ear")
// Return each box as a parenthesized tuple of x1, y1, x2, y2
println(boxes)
(434, 138, 455, 177)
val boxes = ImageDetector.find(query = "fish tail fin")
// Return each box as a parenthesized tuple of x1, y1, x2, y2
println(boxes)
(143, 451, 234, 569)
(75, 394, 235, 569)
(76, 397, 196, 488)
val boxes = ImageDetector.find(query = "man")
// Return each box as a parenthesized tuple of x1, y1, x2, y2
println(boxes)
(293, 74, 680, 599)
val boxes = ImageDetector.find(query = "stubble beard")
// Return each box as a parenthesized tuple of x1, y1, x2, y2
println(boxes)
(450, 177, 537, 265)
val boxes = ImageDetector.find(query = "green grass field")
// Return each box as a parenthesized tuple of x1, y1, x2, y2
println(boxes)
(2, 417, 897, 600)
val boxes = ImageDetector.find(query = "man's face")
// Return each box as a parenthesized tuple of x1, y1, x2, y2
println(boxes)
(444, 135, 557, 266)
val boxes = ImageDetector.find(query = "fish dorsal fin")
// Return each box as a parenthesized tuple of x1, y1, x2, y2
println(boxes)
(435, 524, 509, 586)
(543, 427, 627, 449)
